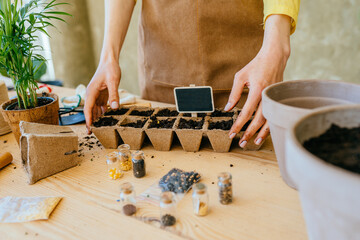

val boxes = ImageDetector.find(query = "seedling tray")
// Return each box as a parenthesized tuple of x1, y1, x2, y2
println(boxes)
(90, 107, 264, 152)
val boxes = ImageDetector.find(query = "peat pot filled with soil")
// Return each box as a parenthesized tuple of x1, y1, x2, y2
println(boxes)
(286, 105, 360, 240)
(262, 79, 360, 189)
(91, 116, 121, 149)
(0, 93, 59, 143)
(145, 117, 176, 151)
(175, 118, 205, 152)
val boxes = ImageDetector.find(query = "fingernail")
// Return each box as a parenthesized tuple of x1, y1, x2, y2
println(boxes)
(229, 133, 236, 139)
(240, 140, 247, 148)
(111, 101, 119, 109)
(255, 138, 263, 145)
(224, 102, 231, 111)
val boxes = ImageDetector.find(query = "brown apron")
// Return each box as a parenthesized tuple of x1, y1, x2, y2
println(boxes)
(138, 0, 264, 107)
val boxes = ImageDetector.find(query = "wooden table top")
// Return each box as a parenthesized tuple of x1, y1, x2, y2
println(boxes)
(0, 86, 307, 240)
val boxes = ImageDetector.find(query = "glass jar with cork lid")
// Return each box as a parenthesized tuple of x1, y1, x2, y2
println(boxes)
(192, 183, 209, 216)
(160, 191, 177, 227)
(106, 153, 123, 180)
(117, 144, 132, 171)
(132, 150, 146, 178)
(218, 172, 232, 204)
(119, 182, 137, 216)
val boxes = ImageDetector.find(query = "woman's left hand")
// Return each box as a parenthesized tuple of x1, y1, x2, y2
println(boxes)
(225, 14, 292, 148)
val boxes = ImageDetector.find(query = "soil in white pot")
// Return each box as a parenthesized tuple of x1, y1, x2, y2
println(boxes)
(303, 124, 360, 174)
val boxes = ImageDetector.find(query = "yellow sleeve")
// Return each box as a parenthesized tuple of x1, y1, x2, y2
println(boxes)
(263, 0, 300, 34)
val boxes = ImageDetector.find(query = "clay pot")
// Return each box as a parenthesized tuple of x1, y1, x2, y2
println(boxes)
(0, 93, 59, 144)
(0, 80, 11, 135)
(262, 80, 360, 189)
(286, 105, 360, 240)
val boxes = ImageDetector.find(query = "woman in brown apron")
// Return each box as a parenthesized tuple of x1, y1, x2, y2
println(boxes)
(85, 0, 299, 149)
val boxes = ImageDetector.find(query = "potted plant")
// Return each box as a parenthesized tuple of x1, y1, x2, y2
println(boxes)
(0, 0, 70, 143)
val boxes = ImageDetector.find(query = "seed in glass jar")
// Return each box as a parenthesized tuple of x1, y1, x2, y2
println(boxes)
(123, 204, 137, 216)
(161, 214, 176, 226)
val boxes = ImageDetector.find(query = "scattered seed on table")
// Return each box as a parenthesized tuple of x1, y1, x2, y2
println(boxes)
(230, 164, 233, 167)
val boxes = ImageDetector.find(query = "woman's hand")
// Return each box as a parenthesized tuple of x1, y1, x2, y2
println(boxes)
(225, 15, 292, 148)
(84, 0, 135, 134)
(84, 57, 121, 134)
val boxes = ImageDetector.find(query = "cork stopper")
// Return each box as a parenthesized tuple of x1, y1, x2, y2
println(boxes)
(161, 191, 175, 204)
(120, 182, 133, 194)
(218, 172, 232, 184)
(106, 153, 117, 163)
(194, 183, 206, 194)
(132, 150, 144, 161)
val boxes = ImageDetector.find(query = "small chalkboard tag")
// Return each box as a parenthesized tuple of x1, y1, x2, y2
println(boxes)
(174, 86, 214, 114)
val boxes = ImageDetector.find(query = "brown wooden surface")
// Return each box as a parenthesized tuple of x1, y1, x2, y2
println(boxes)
(0, 86, 307, 240)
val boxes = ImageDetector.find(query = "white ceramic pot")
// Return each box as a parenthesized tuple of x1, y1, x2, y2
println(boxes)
(262, 80, 360, 189)
(286, 105, 360, 240)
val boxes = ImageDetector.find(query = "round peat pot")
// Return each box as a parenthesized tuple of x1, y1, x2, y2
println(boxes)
(0, 93, 59, 144)
(287, 105, 360, 240)
(262, 80, 360, 189)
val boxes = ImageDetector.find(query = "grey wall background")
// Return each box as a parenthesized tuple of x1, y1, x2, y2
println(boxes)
(50, 0, 360, 93)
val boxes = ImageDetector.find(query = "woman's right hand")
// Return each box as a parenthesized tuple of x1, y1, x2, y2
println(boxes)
(84, 57, 121, 134)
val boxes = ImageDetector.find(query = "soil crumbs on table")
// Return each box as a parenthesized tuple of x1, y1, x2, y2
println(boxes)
(208, 119, 233, 130)
(210, 109, 234, 117)
(130, 109, 154, 116)
(156, 109, 179, 117)
(303, 124, 360, 174)
(149, 117, 175, 129)
(93, 117, 119, 127)
(178, 118, 204, 130)
(122, 120, 147, 128)
(104, 108, 129, 116)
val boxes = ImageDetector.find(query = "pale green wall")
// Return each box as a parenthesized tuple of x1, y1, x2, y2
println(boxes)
(56, 0, 360, 92)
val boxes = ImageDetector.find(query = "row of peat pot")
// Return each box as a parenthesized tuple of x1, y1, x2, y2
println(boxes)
(262, 79, 360, 240)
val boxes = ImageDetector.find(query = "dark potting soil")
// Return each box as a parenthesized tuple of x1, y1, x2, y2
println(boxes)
(123, 204, 137, 216)
(148, 117, 176, 129)
(178, 118, 204, 130)
(133, 158, 146, 178)
(159, 168, 201, 193)
(210, 109, 234, 117)
(104, 108, 129, 116)
(208, 119, 233, 130)
(161, 214, 176, 227)
(156, 109, 179, 117)
(303, 124, 360, 174)
(129, 109, 154, 117)
(93, 117, 119, 127)
(6, 97, 53, 110)
(183, 113, 207, 117)
(122, 120, 147, 128)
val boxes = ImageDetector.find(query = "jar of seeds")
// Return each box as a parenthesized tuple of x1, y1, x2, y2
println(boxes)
(218, 172, 232, 204)
(120, 182, 137, 216)
(192, 183, 209, 216)
(118, 144, 132, 171)
(160, 191, 177, 227)
(106, 153, 123, 180)
(132, 150, 146, 178)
